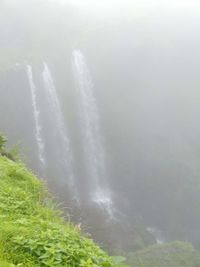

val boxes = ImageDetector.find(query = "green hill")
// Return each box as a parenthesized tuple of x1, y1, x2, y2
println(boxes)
(127, 241, 200, 267)
(0, 155, 128, 267)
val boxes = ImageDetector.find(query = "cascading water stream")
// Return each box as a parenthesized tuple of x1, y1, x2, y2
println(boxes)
(26, 65, 46, 169)
(42, 63, 79, 204)
(72, 50, 113, 216)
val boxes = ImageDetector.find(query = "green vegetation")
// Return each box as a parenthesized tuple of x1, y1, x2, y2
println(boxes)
(127, 241, 200, 267)
(0, 134, 7, 151)
(1, 133, 200, 267)
(0, 152, 128, 266)
(0, 134, 18, 161)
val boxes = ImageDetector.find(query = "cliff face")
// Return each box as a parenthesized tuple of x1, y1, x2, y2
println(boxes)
(0, 156, 124, 267)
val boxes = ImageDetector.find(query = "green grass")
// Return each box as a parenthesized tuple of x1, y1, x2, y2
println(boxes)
(1, 137, 200, 267)
(127, 241, 200, 267)
(0, 156, 128, 267)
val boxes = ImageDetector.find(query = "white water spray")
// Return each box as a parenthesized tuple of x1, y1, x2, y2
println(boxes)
(42, 63, 78, 203)
(147, 227, 165, 244)
(26, 65, 46, 168)
(72, 50, 113, 215)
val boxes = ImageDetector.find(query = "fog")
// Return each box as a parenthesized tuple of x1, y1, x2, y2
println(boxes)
(1, 0, 200, 254)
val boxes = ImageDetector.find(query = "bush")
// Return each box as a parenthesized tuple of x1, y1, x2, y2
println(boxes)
(0, 133, 7, 152)
(0, 134, 19, 161)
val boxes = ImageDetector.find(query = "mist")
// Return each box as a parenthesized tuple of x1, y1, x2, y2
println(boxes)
(1, 0, 200, 257)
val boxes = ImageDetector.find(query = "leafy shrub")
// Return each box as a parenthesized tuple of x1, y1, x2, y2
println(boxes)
(0, 134, 7, 152)
(0, 133, 19, 161)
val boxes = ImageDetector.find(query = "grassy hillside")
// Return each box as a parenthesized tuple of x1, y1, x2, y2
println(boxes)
(0, 156, 128, 267)
(1, 135, 200, 267)
(127, 241, 200, 267)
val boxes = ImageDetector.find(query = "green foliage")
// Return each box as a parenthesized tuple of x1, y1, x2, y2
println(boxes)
(111, 256, 129, 267)
(0, 156, 126, 267)
(8, 144, 21, 162)
(0, 134, 7, 152)
(0, 134, 20, 161)
(127, 241, 200, 267)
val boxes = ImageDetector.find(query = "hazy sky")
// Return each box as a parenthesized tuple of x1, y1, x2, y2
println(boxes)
(62, 0, 200, 8)
(54, 0, 200, 20)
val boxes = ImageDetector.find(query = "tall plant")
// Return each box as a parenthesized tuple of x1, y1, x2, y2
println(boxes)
(0, 133, 7, 152)
(0, 133, 19, 161)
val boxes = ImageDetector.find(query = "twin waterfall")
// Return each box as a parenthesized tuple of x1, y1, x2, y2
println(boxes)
(72, 50, 113, 214)
(26, 51, 113, 216)
(26, 65, 46, 168)
(42, 63, 78, 202)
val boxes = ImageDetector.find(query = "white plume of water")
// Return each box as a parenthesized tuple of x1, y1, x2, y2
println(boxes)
(42, 62, 79, 204)
(26, 65, 46, 168)
(72, 50, 113, 216)
(147, 227, 165, 244)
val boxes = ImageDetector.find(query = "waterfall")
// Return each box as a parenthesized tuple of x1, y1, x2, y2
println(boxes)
(146, 227, 165, 244)
(26, 65, 46, 168)
(42, 63, 78, 203)
(72, 50, 113, 215)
